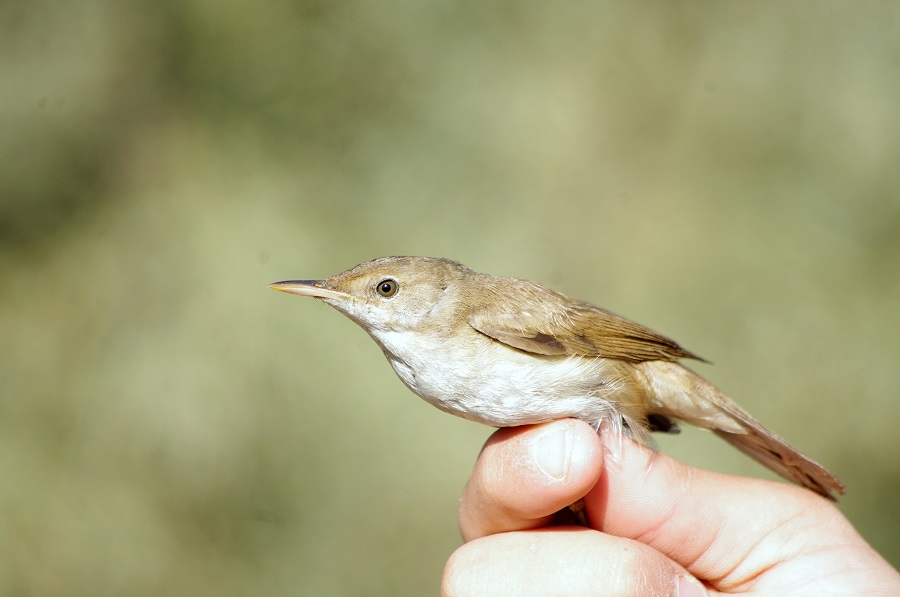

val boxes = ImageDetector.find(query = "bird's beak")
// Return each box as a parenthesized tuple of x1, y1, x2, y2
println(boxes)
(268, 280, 349, 300)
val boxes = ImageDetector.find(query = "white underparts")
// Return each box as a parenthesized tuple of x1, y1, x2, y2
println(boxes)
(370, 328, 652, 442)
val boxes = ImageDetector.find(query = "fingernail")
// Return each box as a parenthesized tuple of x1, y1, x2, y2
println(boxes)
(533, 422, 572, 481)
(677, 577, 707, 597)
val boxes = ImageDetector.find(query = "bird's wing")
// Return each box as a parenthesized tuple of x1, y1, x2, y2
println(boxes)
(467, 289, 702, 362)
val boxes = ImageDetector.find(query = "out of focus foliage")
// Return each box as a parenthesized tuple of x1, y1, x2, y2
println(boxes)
(1, 1, 898, 595)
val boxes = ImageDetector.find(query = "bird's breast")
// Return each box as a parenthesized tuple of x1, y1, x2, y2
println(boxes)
(369, 329, 642, 427)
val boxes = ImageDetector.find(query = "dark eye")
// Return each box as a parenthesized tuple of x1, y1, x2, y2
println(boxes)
(375, 279, 398, 297)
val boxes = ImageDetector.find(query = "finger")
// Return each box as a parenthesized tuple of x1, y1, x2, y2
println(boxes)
(587, 432, 854, 590)
(442, 528, 708, 597)
(458, 419, 602, 541)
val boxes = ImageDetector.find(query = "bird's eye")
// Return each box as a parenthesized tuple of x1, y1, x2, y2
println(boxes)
(375, 279, 398, 297)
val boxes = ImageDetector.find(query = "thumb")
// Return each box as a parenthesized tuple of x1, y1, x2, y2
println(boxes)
(587, 430, 850, 588)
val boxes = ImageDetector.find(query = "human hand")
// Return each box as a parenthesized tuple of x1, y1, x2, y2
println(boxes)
(442, 419, 900, 596)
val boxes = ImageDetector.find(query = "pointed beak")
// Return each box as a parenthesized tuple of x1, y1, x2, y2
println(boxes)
(268, 280, 349, 300)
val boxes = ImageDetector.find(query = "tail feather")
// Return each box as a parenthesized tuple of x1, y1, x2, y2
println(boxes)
(713, 426, 845, 501)
(699, 374, 846, 501)
(636, 361, 846, 501)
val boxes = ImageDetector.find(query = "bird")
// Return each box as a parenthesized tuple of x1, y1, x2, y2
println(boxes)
(270, 256, 845, 501)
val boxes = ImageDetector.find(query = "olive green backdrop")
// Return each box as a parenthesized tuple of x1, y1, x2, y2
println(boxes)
(1, 1, 898, 595)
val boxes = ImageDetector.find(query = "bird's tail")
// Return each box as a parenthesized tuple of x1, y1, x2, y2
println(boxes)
(636, 360, 845, 501)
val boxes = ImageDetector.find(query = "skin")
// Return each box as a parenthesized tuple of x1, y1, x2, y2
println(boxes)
(442, 419, 900, 596)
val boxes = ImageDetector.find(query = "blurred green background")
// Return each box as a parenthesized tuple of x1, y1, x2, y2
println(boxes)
(2, 1, 898, 595)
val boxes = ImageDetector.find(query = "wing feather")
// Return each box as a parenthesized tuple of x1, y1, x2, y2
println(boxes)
(466, 279, 703, 362)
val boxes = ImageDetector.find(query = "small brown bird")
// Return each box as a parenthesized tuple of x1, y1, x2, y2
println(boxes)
(271, 256, 845, 500)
